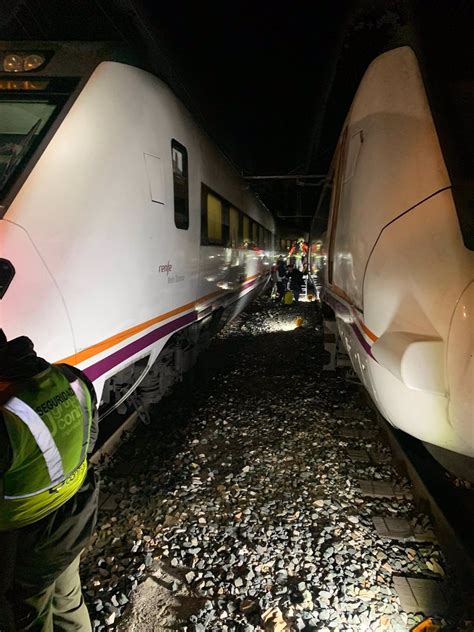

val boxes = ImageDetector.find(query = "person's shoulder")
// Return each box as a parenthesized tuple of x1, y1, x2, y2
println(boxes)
(56, 363, 88, 382)
(55, 363, 81, 381)
(55, 364, 95, 394)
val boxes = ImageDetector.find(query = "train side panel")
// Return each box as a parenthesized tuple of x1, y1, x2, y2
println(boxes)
(2, 61, 274, 399)
(322, 46, 474, 461)
(330, 47, 450, 309)
(196, 124, 273, 318)
(4, 63, 201, 386)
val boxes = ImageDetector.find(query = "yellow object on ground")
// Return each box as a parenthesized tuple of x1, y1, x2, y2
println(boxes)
(410, 619, 441, 632)
(283, 290, 294, 305)
(295, 317, 304, 328)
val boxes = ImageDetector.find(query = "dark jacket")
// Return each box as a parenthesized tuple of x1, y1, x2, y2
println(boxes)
(277, 261, 286, 280)
(289, 267, 304, 290)
(0, 360, 99, 595)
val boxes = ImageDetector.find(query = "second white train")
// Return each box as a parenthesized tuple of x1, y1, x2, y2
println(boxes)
(313, 46, 473, 473)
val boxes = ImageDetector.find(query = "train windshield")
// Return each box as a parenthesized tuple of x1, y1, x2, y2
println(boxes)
(0, 77, 77, 205)
(0, 99, 58, 195)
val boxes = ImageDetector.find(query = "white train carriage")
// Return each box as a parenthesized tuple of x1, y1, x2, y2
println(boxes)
(0, 42, 275, 410)
(316, 46, 473, 474)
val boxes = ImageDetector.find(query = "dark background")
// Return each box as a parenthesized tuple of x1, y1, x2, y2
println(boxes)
(0, 0, 470, 232)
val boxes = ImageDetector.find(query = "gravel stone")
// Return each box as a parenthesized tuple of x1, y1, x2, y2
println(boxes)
(81, 296, 463, 630)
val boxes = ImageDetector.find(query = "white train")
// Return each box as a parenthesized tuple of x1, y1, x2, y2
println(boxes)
(0, 42, 274, 411)
(313, 47, 473, 476)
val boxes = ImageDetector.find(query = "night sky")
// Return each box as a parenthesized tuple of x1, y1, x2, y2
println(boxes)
(1, 0, 470, 230)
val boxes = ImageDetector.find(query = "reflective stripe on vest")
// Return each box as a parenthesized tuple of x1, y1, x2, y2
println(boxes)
(70, 378, 91, 464)
(3, 397, 64, 493)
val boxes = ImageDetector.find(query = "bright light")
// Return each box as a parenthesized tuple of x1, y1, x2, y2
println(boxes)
(273, 322, 297, 332)
(267, 319, 299, 332)
(3, 54, 23, 73)
(24, 54, 45, 71)
(3, 52, 45, 73)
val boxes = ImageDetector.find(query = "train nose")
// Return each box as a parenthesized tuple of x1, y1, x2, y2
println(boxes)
(447, 281, 474, 456)
(0, 219, 75, 362)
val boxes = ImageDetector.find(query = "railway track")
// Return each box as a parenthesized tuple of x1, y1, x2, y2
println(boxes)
(373, 410, 474, 606)
(83, 298, 473, 631)
(343, 398, 474, 630)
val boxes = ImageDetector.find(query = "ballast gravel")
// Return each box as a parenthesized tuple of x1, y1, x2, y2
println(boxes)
(81, 296, 468, 631)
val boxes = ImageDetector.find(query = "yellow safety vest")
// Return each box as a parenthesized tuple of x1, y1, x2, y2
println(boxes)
(0, 365, 92, 530)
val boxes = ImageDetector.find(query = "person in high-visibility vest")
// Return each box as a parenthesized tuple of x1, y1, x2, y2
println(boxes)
(0, 330, 99, 631)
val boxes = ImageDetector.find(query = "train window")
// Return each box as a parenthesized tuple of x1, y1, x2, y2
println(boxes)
(258, 225, 264, 248)
(229, 207, 240, 248)
(252, 221, 258, 244)
(171, 140, 189, 230)
(314, 178, 333, 227)
(328, 128, 348, 283)
(280, 239, 285, 250)
(207, 192, 222, 243)
(243, 215, 250, 243)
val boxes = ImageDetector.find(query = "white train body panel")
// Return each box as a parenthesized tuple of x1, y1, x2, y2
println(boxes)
(0, 57, 274, 400)
(321, 47, 473, 457)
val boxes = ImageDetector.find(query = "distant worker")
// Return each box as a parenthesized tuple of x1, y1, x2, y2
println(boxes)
(270, 261, 279, 300)
(276, 256, 287, 302)
(288, 239, 308, 270)
(0, 330, 99, 631)
(289, 265, 304, 303)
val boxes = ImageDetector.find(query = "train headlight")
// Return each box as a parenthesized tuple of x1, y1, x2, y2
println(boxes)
(23, 54, 45, 71)
(3, 54, 23, 73)
(3, 52, 46, 73)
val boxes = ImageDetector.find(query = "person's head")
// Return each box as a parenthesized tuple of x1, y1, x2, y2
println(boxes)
(0, 330, 42, 381)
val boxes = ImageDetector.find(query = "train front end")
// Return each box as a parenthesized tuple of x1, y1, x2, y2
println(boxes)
(0, 43, 112, 364)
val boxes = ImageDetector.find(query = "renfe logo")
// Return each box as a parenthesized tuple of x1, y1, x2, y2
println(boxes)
(158, 262, 173, 275)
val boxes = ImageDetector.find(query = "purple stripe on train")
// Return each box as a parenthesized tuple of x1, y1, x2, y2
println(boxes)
(323, 289, 375, 359)
(84, 311, 197, 381)
(83, 275, 266, 381)
(241, 276, 261, 291)
(349, 321, 375, 359)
